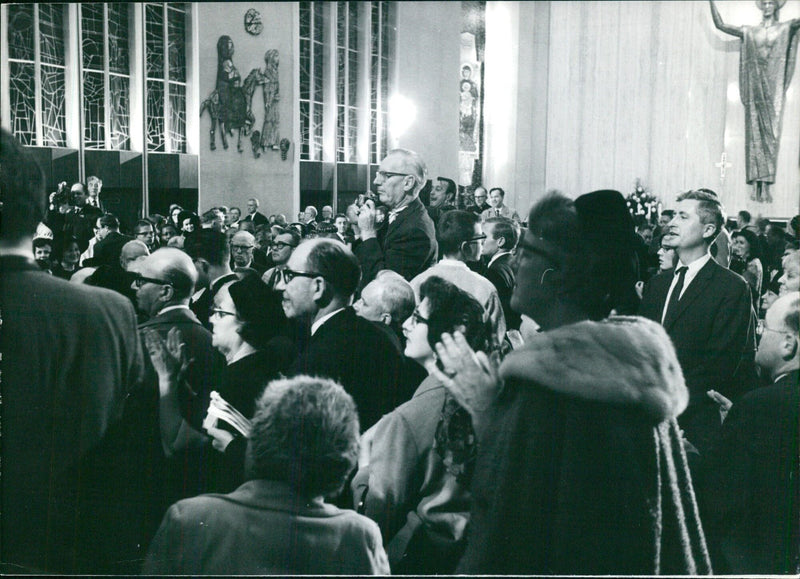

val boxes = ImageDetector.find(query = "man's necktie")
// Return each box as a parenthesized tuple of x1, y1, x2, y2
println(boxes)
(664, 266, 688, 324)
(495, 209, 500, 217)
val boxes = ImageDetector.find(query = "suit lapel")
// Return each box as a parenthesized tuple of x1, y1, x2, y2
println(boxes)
(664, 260, 716, 331)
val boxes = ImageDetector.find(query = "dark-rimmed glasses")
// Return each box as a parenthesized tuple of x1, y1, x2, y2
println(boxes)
(271, 241, 296, 249)
(409, 308, 429, 326)
(280, 268, 324, 284)
(210, 308, 237, 318)
(465, 234, 487, 244)
(376, 170, 412, 181)
(133, 274, 172, 289)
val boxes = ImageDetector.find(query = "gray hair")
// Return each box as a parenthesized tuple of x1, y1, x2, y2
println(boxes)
(245, 375, 360, 497)
(387, 148, 428, 195)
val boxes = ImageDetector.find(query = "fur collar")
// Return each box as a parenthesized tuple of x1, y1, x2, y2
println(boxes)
(500, 316, 688, 422)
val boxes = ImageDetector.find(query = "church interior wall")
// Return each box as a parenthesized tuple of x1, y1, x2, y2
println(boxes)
(196, 2, 296, 218)
(482, 0, 799, 219)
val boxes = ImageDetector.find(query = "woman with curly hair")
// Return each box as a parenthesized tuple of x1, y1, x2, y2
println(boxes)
(353, 275, 490, 574)
(144, 375, 389, 575)
(731, 228, 764, 304)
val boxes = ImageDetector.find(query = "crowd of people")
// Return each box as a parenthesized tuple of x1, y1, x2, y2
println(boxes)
(2, 126, 799, 575)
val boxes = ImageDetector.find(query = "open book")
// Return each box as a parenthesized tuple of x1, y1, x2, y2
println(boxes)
(205, 391, 252, 438)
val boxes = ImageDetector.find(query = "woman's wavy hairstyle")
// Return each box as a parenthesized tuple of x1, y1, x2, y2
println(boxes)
(419, 275, 491, 353)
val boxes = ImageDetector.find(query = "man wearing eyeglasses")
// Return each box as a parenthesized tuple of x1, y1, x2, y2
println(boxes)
(355, 149, 437, 289)
(409, 210, 506, 346)
(261, 228, 300, 290)
(229, 230, 266, 275)
(276, 238, 412, 431)
(699, 291, 799, 574)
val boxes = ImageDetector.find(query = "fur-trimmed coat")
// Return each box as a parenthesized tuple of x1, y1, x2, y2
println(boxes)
(457, 316, 712, 575)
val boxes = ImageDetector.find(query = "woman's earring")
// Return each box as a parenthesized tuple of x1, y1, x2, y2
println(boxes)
(540, 267, 555, 286)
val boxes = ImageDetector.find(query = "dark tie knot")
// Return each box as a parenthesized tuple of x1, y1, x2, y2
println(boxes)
(675, 266, 688, 277)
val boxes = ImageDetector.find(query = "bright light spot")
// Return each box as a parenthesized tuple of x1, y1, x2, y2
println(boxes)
(727, 82, 740, 103)
(388, 94, 416, 140)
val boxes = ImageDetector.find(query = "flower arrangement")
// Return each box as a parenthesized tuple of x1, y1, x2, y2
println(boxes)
(625, 179, 661, 227)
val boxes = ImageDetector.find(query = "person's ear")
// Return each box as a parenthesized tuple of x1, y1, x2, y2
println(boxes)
(702, 223, 718, 241)
(380, 312, 392, 326)
(782, 333, 798, 360)
(311, 276, 327, 302)
(497, 236, 506, 248)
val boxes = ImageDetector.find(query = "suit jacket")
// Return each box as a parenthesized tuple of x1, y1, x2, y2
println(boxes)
(485, 251, 520, 331)
(354, 197, 437, 288)
(0, 256, 144, 573)
(288, 308, 413, 430)
(139, 307, 225, 430)
(698, 370, 799, 574)
(242, 210, 268, 226)
(639, 258, 755, 451)
(143, 479, 389, 575)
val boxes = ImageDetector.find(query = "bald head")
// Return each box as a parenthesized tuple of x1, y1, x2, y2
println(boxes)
(120, 240, 150, 271)
(354, 270, 416, 326)
(142, 247, 197, 300)
(756, 291, 800, 380)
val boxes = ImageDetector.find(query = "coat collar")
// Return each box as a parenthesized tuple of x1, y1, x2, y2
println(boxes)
(224, 479, 340, 517)
(139, 304, 203, 328)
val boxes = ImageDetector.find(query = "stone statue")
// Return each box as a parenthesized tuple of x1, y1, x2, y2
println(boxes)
(710, 0, 800, 202)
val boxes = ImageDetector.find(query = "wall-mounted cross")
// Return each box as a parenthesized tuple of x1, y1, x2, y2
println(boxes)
(714, 152, 732, 182)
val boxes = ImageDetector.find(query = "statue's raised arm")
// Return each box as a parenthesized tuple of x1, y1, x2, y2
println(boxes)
(710, 0, 744, 38)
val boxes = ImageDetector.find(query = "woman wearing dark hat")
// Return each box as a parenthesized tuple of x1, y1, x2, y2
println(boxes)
(145, 274, 294, 493)
(730, 228, 764, 304)
(428, 190, 711, 575)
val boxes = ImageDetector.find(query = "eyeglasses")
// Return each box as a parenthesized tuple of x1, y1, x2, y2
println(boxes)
(280, 268, 324, 284)
(409, 308, 429, 326)
(756, 320, 787, 337)
(271, 241, 296, 249)
(376, 170, 412, 181)
(210, 308, 237, 318)
(133, 274, 172, 289)
(465, 234, 487, 244)
(231, 244, 254, 251)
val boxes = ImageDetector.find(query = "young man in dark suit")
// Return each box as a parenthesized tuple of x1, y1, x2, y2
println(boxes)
(277, 238, 413, 431)
(481, 216, 521, 330)
(639, 189, 755, 455)
(355, 148, 437, 289)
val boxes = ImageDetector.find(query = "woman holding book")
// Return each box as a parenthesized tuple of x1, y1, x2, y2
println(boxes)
(144, 273, 294, 492)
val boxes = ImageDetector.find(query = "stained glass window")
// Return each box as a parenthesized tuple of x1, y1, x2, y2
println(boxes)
(299, 1, 325, 161)
(146, 3, 187, 153)
(7, 3, 67, 147)
(80, 3, 131, 150)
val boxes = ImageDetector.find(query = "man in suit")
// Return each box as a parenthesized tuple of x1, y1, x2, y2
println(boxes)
(481, 217, 521, 330)
(229, 230, 267, 275)
(0, 128, 145, 573)
(355, 148, 437, 289)
(86, 175, 103, 210)
(639, 189, 755, 455)
(699, 292, 799, 574)
(242, 197, 268, 226)
(481, 187, 519, 222)
(277, 238, 413, 430)
(410, 210, 507, 346)
(185, 229, 238, 329)
(133, 248, 225, 439)
(468, 185, 490, 215)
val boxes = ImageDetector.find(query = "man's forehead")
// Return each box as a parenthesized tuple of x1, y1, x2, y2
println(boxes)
(381, 153, 407, 171)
